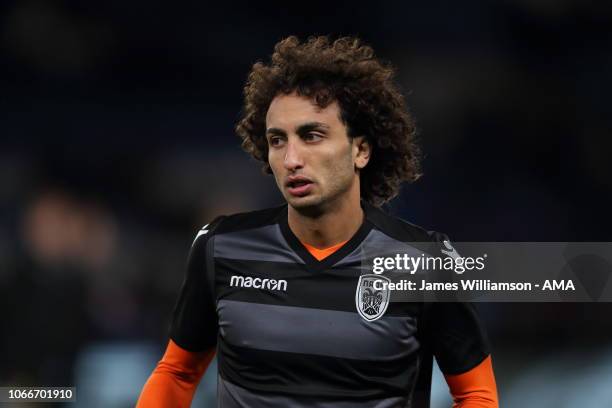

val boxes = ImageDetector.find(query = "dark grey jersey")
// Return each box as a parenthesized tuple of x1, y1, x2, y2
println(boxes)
(170, 202, 490, 407)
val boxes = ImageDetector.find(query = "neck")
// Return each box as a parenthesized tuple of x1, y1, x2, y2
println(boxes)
(287, 189, 364, 249)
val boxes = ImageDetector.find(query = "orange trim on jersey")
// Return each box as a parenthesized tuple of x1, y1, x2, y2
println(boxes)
(444, 355, 499, 408)
(136, 340, 215, 408)
(301, 240, 348, 261)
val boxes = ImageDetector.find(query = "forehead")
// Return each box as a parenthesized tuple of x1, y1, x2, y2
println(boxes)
(265, 93, 342, 130)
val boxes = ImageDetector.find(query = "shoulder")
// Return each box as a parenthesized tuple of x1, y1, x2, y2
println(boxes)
(189, 204, 286, 257)
(364, 202, 455, 257)
(193, 204, 286, 241)
(365, 202, 448, 244)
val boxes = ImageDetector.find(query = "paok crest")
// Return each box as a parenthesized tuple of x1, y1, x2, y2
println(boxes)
(355, 274, 391, 322)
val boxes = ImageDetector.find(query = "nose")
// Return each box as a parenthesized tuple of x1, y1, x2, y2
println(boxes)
(283, 138, 304, 171)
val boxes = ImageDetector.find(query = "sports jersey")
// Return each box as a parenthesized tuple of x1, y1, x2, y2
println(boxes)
(169, 201, 490, 407)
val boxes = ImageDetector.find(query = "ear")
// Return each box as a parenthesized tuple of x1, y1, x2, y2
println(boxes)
(353, 136, 371, 170)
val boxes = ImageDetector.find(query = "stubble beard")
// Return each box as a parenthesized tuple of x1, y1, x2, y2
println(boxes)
(285, 153, 356, 219)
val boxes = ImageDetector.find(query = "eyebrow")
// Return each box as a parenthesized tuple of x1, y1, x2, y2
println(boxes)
(266, 121, 330, 137)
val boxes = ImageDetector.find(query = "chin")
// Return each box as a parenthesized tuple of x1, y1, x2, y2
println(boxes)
(286, 194, 325, 213)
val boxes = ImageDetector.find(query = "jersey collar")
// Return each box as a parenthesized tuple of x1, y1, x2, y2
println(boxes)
(279, 201, 374, 272)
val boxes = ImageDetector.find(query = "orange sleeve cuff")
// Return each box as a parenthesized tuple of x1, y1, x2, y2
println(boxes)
(444, 355, 499, 408)
(136, 340, 215, 408)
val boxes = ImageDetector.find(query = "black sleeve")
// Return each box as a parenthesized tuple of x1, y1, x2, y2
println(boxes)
(423, 231, 491, 375)
(169, 218, 224, 352)
(423, 302, 491, 375)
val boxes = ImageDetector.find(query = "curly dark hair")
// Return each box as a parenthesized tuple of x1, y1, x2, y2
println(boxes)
(235, 35, 421, 206)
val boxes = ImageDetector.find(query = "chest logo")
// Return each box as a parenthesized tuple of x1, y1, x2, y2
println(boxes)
(355, 274, 391, 322)
(230, 275, 287, 292)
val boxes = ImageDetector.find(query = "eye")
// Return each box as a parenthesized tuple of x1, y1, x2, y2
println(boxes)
(268, 136, 285, 147)
(303, 132, 323, 142)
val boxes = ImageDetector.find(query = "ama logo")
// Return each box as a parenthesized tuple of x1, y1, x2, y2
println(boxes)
(355, 274, 391, 322)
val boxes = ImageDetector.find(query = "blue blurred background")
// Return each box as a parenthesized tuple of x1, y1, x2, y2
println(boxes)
(1, 0, 611, 407)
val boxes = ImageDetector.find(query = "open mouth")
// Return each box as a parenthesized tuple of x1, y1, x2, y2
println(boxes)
(286, 177, 313, 196)
(287, 180, 311, 188)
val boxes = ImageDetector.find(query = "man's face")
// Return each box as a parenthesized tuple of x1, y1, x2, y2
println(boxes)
(265, 92, 369, 212)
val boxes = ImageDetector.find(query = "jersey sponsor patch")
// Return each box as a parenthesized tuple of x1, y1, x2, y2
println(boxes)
(355, 274, 391, 321)
(230, 275, 288, 292)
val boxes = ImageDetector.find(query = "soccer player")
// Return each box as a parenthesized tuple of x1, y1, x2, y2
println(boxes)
(137, 36, 498, 407)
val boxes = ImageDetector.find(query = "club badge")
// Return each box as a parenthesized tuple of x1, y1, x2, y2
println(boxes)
(355, 274, 391, 322)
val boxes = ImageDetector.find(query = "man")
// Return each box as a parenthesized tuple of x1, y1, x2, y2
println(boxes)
(137, 36, 498, 407)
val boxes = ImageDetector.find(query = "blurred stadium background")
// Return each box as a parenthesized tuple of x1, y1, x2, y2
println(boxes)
(1, 0, 611, 407)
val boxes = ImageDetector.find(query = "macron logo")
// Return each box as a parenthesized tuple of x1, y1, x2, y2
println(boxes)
(230, 275, 288, 292)
(441, 240, 460, 259)
(191, 224, 210, 247)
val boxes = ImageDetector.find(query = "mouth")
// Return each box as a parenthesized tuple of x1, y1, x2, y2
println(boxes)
(286, 177, 313, 197)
